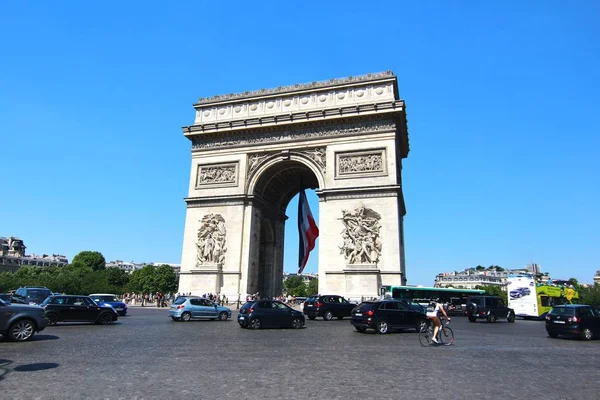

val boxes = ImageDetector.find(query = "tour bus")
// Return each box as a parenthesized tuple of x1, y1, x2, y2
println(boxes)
(380, 285, 485, 315)
(506, 274, 578, 319)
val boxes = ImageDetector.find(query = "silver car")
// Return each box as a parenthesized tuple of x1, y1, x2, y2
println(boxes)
(169, 297, 232, 322)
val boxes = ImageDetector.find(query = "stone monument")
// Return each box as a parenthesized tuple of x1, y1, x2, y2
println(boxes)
(178, 71, 409, 300)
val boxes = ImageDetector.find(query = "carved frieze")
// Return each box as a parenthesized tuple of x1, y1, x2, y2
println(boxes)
(195, 162, 238, 188)
(193, 120, 396, 150)
(302, 147, 326, 173)
(336, 149, 386, 179)
(196, 214, 227, 267)
(247, 153, 272, 178)
(338, 206, 382, 265)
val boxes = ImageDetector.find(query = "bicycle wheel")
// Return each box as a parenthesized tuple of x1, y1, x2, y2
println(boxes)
(419, 328, 433, 347)
(439, 326, 454, 346)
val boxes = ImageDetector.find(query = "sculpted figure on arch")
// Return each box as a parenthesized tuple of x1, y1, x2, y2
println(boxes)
(196, 214, 227, 266)
(338, 206, 382, 264)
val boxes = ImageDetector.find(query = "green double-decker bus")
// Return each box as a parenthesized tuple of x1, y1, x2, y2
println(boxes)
(380, 285, 485, 313)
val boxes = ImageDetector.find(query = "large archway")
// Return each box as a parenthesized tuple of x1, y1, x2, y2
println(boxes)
(246, 158, 320, 298)
(178, 72, 409, 300)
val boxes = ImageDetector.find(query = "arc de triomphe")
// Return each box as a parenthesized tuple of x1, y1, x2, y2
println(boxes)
(178, 71, 409, 300)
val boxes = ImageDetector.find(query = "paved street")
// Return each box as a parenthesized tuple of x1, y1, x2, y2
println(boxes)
(1, 307, 598, 399)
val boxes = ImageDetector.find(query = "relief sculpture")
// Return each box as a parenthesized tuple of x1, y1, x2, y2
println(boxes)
(338, 153, 383, 175)
(338, 206, 382, 264)
(303, 147, 326, 172)
(197, 165, 236, 185)
(196, 214, 227, 267)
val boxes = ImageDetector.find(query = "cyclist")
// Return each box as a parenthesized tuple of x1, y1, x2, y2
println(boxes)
(426, 298, 451, 343)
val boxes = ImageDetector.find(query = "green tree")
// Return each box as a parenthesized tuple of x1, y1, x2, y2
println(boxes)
(105, 267, 129, 286)
(72, 251, 106, 271)
(578, 284, 600, 306)
(284, 275, 307, 297)
(475, 265, 485, 271)
(475, 285, 508, 304)
(567, 277, 579, 288)
(154, 265, 178, 293)
(307, 278, 319, 296)
(128, 265, 156, 294)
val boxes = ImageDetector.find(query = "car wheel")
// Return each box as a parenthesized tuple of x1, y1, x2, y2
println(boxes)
(249, 318, 261, 330)
(547, 331, 558, 338)
(323, 311, 333, 321)
(582, 328, 593, 341)
(181, 312, 192, 322)
(218, 312, 229, 321)
(8, 320, 35, 342)
(417, 319, 427, 333)
(468, 316, 477, 323)
(99, 313, 113, 325)
(171, 316, 180, 321)
(292, 318, 303, 329)
(507, 312, 515, 323)
(376, 319, 389, 334)
(47, 313, 58, 326)
(308, 316, 316, 320)
(487, 313, 497, 323)
(354, 326, 367, 333)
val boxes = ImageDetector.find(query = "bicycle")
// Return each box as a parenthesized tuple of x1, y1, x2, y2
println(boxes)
(419, 316, 454, 346)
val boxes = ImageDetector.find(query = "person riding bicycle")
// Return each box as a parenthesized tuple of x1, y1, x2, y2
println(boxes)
(426, 298, 451, 343)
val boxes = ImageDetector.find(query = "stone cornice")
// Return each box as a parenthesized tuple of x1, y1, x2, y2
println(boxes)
(183, 100, 404, 137)
(185, 195, 247, 208)
(317, 185, 403, 201)
(189, 117, 399, 151)
(194, 71, 396, 106)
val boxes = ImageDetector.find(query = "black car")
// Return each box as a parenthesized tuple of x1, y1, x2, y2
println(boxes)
(0, 298, 48, 342)
(41, 295, 118, 325)
(350, 299, 427, 334)
(546, 304, 600, 340)
(13, 286, 53, 305)
(238, 300, 305, 329)
(0, 293, 28, 304)
(465, 295, 515, 323)
(303, 295, 356, 321)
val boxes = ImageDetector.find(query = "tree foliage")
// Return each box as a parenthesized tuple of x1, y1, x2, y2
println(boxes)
(307, 278, 319, 296)
(71, 251, 106, 271)
(284, 275, 307, 297)
(475, 285, 508, 305)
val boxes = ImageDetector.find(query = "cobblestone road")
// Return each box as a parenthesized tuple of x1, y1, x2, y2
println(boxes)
(1, 307, 598, 399)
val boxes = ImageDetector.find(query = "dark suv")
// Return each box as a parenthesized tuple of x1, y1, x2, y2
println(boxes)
(546, 304, 600, 340)
(0, 298, 48, 341)
(13, 286, 53, 306)
(238, 300, 305, 329)
(466, 296, 515, 323)
(41, 295, 118, 325)
(303, 295, 356, 321)
(351, 299, 427, 334)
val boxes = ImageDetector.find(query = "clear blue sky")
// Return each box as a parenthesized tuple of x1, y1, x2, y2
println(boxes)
(1, 2, 599, 284)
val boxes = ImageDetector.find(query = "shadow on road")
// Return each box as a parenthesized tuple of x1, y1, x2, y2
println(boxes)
(31, 334, 59, 341)
(14, 363, 59, 372)
(0, 359, 13, 382)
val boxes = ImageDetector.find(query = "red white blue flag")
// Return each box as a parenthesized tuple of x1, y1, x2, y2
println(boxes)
(297, 189, 319, 274)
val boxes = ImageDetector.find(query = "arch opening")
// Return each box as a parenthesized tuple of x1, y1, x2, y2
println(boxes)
(247, 160, 320, 298)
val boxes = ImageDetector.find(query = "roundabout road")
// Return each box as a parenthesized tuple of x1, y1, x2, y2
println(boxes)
(1, 307, 598, 399)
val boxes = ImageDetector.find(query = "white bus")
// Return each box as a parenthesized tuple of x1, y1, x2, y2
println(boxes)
(507, 274, 578, 319)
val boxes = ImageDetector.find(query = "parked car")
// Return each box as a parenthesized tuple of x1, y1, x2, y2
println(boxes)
(89, 293, 128, 316)
(41, 295, 118, 325)
(303, 295, 356, 320)
(238, 300, 305, 329)
(169, 297, 232, 321)
(546, 304, 600, 340)
(351, 299, 427, 334)
(465, 295, 515, 323)
(0, 298, 47, 342)
(0, 293, 28, 304)
(13, 286, 53, 306)
(510, 287, 531, 298)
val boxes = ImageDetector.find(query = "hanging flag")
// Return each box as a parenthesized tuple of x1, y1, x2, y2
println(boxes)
(297, 189, 319, 274)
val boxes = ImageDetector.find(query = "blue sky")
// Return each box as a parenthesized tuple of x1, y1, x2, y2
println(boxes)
(1, 2, 599, 284)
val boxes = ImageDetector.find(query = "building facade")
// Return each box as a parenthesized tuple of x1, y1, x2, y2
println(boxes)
(434, 267, 532, 290)
(0, 236, 68, 272)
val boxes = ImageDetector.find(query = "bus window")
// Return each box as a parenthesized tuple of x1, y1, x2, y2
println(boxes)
(540, 296, 552, 307)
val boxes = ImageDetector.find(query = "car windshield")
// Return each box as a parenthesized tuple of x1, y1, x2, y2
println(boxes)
(549, 307, 576, 316)
(173, 297, 187, 305)
(240, 302, 255, 312)
(40, 297, 52, 306)
(92, 295, 119, 302)
(354, 302, 377, 312)
(28, 289, 52, 299)
(468, 297, 482, 305)
(0, 298, 6, 306)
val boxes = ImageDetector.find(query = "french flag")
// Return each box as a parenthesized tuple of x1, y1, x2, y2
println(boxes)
(297, 189, 319, 274)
